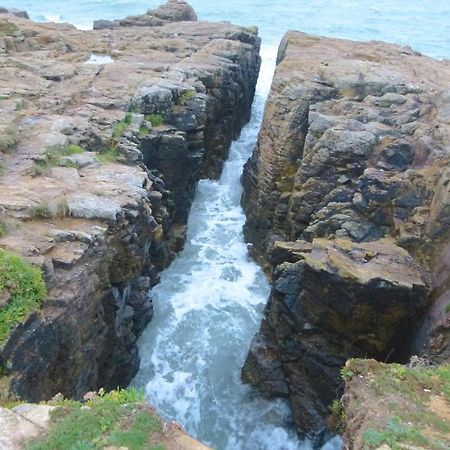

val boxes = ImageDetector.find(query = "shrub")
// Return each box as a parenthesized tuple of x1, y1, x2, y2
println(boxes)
(0, 248, 46, 346)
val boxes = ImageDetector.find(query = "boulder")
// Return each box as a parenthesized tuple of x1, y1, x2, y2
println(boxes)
(242, 238, 430, 433)
(148, 0, 197, 22)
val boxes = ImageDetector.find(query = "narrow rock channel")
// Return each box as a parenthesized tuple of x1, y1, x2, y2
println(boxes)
(132, 48, 341, 450)
(128, 43, 336, 449)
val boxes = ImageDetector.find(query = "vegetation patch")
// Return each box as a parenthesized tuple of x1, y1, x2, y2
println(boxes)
(343, 359, 450, 450)
(28, 388, 166, 450)
(95, 147, 119, 163)
(31, 144, 86, 176)
(0, 124, 18, 154)
(112, 112, 133, 142)
(0, 20, 20, 36)
(0, 248, 46, 346)
(0, 221, 6, 238)
(145, 113, 165, 127)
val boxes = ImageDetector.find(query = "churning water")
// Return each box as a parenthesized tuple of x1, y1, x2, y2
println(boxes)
(130, 48, 335, 450)
(5, 1, 450, 448)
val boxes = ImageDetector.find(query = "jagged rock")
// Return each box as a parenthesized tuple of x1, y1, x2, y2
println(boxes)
(241, 30, 450, 434)
(0, 3, 260, 402)
(242, 238, 430, 432)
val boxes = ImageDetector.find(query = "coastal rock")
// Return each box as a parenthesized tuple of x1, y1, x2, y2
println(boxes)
(0, 7, 29, 19)
(148, 0, 197, 22)
(241, 31, 450, 435)
(242, 238, 429, 432)
(0, 3, 260, 402)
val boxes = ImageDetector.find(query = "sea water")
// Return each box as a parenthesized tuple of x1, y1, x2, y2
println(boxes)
(4, 1, 449, 449)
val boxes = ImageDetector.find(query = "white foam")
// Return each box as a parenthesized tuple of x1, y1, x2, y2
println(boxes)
(84, 53, 115, 65)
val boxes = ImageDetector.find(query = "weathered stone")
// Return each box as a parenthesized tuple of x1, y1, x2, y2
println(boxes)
(148, 0, 197, 22)
(242, 238, 429, 433)
(241, 30, 450, 436)
(0, 3, 260, 403)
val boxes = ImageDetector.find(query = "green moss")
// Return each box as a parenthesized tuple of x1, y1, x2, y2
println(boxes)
(178, 89, 196, 106)
(27, 388, 165, 450)
(0, 248, 46, 346)
(145, 113, 164, 127)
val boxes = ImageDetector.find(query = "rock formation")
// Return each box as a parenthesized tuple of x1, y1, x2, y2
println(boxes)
(0, 2, 260, 402)
(241, 31, 450, 435)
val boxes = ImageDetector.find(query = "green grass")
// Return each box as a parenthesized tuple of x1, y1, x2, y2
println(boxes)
(96, 147, 119, 163)
(27, 388, 165, 450)
(145, 114, 165, 127)
(344, 359, 450, 450)
(0, 21, 20, 36)
(31, 144, 86, 176)
(0, 248, 46, 346)
(363, 416, 430, 449)
(112, 112, 133, 141)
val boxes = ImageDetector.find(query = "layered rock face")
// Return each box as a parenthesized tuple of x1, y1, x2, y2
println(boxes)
(242, 31, 450, 434)
(0, 2, 260, 401)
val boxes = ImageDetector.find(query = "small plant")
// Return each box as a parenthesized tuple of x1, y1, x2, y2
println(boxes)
(328, 399, 345, 433)
(0, 248, 46, 346)
(145, 113, 165, 127)
(31, 202, 52, 219)
(0, 124, 18, 153)
(341, 366, 354, 380)
(178, 89, 196, 106)
(112, 113, 134, 141)
(31, 145, 86, 176)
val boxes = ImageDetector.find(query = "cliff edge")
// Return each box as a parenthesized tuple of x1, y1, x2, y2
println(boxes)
(241, 30, 450, 435)
(0, 1, 260, 402)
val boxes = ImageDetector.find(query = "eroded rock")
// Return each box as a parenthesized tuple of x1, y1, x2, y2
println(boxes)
(241, 30, 450, 435)
(0, 2, 260, 402)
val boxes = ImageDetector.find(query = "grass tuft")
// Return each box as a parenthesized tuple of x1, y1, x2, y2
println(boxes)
(145, 114, 164, 127)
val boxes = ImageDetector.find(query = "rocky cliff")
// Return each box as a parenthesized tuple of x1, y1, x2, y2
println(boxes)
(241, 31, 450, 435)
(0, 2, 260, 402)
